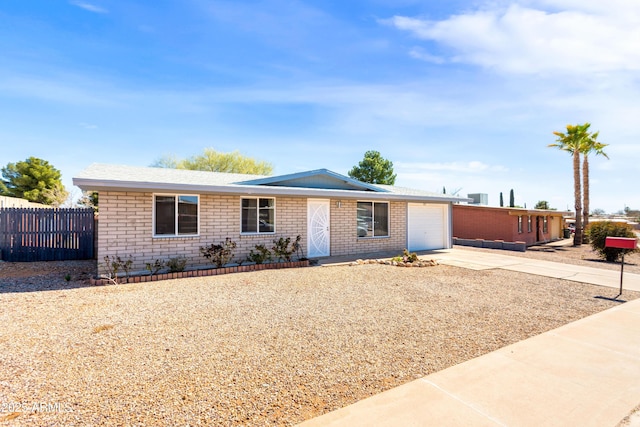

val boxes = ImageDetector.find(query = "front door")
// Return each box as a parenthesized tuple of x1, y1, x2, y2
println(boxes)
(307, 199, 330, 258)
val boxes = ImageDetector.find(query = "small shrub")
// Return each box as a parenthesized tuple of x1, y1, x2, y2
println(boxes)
(587, 221, 638, 262)
(247, 244, 272, 264)
(101, 255, 121, 284)
(121, 255, 133, 279)
(200, 238, 237, 268)
(100, 255, 133, 284)
(167, 256, 187, 272)
(392, 249, 419, 263)
(145, 259, 166, 275)
(64, 274, 71, 282)
(292, 235, 305, 260)
(272, 236, 295, 262)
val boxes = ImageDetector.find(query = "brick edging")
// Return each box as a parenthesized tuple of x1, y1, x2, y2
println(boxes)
(90, 260, 310, 286)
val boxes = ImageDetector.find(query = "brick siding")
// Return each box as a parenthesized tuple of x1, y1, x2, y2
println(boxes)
(97, 192, 411, 274)
(452, 204, 564, 246)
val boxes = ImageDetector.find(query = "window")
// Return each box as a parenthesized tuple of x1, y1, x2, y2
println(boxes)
(242, 198, 275, 233)
(517, 215, 523, 233)
(357, 201, 389, 237)
(543, 216, 548, 233)
(527, 215, 532, 233)
(154, 195, 198, 236)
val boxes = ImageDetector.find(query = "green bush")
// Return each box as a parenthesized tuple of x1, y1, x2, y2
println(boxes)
(200, 238, 237, 268)
(586, 221, 638, 262)
(247, 244, 272, 264)
(167, 256, 187, 272)
(272, 236, 295, 262)
(392, 249, 419, 263)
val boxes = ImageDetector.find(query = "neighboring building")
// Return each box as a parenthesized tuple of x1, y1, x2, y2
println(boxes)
(453, 204, 570, 246)
(74, 164, 467, 273)
(467, 193, 488, 205)
(0, 195, 49, 208)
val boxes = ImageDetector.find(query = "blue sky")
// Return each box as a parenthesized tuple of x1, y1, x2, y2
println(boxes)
(1, 0, 638, 213)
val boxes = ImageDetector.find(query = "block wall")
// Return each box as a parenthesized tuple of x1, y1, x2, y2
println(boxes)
(452, 205, 563, 246)
(329, 199, 407, 256)
(98, 192, 308, 274)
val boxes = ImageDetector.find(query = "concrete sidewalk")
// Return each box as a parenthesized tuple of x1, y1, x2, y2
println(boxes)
(301, 248, 640, 426)
(434, 248, 640, 293)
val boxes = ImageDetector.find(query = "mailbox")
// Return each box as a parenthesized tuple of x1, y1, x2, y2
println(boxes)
(605, 237, 638, 249)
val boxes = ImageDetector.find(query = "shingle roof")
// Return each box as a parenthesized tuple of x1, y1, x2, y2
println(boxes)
(73, 163, 466, 203)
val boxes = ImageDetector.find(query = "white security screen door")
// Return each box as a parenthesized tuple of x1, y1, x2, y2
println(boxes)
(307, 199, 330, 257)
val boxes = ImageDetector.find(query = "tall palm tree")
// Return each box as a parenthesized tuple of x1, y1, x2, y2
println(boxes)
(549, 123, 591, 246)
(580, 133, 608, 236)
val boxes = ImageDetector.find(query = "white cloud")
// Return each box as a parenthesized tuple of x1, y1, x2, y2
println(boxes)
(408, 47, 445, 64)
(397, 161, 509, 173)
(70, 1, 108, 14)
(386, 1, 640, 75)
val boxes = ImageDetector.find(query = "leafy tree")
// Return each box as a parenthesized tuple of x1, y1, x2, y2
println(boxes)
(78, 191, 99, 211)
(348, 150, 396, 185)
(509, 189, 515, 208)
(591, 208, 606, 216)
(1, 157, 68, 206)
(535, 200, 550, 210)
(586, 221, 638, 262)
(499, 192, 504, 207)
(152, 148, 273, 175)
(549, 123, 592, 246)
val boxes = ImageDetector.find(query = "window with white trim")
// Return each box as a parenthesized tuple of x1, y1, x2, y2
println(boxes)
(241, 197, 275, 233)
(154, 194, 199, 236)
(357, 201, 389, 237)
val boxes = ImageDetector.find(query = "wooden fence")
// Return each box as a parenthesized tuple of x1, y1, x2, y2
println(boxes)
(0, 208, 95, 262)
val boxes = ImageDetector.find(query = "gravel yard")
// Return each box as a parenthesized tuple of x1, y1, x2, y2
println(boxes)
(1, 245, 639, 426)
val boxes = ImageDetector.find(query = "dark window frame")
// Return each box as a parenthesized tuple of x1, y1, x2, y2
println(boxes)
(357, 201, 390, 238)
(153, 194, 199, 237)
(241, 197, 276, 234)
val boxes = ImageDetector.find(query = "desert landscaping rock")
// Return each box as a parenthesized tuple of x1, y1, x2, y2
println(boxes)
(1, 245, 639, 425)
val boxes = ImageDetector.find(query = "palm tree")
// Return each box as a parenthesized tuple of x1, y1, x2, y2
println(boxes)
(580, 134, 608, 236)
(549, 123, 592, 246)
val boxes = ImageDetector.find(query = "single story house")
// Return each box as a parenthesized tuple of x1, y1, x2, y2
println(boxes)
(452, 204, 571, 247)
(73, 164, 466, 274)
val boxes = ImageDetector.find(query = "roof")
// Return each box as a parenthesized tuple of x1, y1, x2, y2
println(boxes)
(73, 163, 467, 203)
(454, 203, 571, 216)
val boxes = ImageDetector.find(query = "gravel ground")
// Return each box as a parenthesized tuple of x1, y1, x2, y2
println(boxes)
(0, 246, 639, 426)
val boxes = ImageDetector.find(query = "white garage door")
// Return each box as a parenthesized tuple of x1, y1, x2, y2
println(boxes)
(407, 203, 449, 251)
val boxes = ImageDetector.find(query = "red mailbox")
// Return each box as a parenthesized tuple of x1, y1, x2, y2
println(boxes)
(604, 236, 638, 299)
(605, 237, 638, 249)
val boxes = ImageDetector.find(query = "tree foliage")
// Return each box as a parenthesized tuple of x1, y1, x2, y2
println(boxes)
(509, 189, 515, 208)
(152, 148, 273, 175)
(0, 157, 68, 206)
(586, 221, 637, 262)
(348, 150, 396, 185)
(535, 200, 550, 210)
(78, 191, 99, 211)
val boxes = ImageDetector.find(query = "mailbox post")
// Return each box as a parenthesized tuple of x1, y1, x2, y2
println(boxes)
(605, 237, 638, 298)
